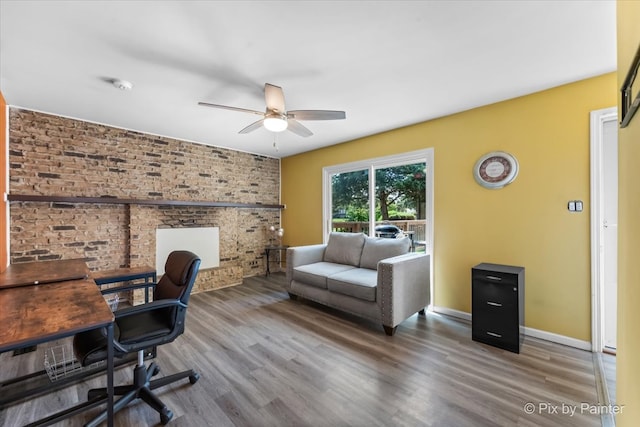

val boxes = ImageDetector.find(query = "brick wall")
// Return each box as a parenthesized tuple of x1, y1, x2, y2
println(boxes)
(8, 108, 283, 293)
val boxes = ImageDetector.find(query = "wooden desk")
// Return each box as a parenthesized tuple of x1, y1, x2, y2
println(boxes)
(0, 260, 115, 427)
(0, 258, 89, 289)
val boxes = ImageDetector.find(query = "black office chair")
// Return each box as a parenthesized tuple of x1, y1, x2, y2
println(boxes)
(73, 250, 201, 426)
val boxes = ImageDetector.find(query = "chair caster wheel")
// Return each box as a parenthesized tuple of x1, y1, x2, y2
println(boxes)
(189, 373, 200, 384)
(161, 408, 173, 425)
(152, 365, 161, 376)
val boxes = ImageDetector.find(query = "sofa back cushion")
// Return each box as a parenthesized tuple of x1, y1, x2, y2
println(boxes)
(360, 236, 411, 270)
(323, 232, 366, 266)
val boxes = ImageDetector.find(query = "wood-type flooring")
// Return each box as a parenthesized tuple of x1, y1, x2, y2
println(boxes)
(0, 273, 608, 426)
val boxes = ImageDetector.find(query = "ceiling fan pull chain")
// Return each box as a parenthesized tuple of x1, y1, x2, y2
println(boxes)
(273, 134, 279, 152)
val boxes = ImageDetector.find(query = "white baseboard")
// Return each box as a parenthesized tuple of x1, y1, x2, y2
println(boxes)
(523, 326, 591, 351)
(431, 306, 592, 351)
(431, 306, 471, 321)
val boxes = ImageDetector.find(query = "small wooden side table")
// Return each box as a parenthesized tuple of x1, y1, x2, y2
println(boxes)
(264, 246, 289, 276)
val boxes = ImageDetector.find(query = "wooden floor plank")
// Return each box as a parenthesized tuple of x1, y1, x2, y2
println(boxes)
(0, 273, 606, 426)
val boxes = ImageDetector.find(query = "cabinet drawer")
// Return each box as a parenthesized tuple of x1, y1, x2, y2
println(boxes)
(472, 322, 518, 342)
(472, 281, 518, 308)
(472, 326, 520, 353)
(472, 307, 518, 334)
(472, 270, 518, 285)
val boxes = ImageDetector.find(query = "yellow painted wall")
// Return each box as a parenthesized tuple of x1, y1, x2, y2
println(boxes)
(282, 73, 616, 341)
(616, 1, 640, 424)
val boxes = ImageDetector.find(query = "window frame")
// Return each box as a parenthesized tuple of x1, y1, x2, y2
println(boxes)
(322, 148, 434, 255)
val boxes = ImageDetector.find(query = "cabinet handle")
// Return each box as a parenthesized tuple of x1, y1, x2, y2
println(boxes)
(486, 301, 502, 307)
(486, 331, 502, 338)
(486, 275, 502, 281)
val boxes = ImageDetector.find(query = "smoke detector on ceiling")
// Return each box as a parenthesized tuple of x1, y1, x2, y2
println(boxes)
(112, 79, 133, 91)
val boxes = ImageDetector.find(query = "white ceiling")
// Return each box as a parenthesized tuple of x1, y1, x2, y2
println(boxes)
(0, 1, 616, 158)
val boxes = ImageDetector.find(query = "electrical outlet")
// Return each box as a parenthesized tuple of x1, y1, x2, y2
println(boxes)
(575, 201, 583, 212)
(568, 201, 576, 211)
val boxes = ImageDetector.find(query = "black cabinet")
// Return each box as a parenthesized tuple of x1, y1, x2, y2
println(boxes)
(472, 263, 524, 353)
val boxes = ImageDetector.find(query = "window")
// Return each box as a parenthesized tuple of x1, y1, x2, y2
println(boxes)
(323, 149, 433, 254)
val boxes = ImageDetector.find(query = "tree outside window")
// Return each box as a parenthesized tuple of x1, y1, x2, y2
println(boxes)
(332, 163, 426, 222)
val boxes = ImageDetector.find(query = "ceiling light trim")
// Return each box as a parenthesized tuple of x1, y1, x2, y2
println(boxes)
(264, 114, 288, 132)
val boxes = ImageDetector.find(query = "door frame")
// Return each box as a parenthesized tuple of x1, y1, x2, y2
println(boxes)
(590, 106, 617, 352)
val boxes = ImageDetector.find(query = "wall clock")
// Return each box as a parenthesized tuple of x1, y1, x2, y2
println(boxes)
(473, 151, 519, 189)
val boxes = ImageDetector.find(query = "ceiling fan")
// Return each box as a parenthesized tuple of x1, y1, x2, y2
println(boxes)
(198, 83, 346, 137)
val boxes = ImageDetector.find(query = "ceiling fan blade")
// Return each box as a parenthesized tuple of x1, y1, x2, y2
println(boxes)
(287, 110, 346, 121)
(198, 102, 264, 116)
(264, 83, 286, 113)
(286, 119, 313, 137)
(239, 119, 265, 134)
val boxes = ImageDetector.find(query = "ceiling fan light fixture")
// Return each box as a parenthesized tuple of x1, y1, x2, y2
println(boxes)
(264, 116, 288, 132)
(199, 83, 344, 138)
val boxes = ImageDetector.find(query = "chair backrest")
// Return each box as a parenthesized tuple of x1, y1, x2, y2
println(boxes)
(152, 251, 201, 341)
(155, 250, 201, 304)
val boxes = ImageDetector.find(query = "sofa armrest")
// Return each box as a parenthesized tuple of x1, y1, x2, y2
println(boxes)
(286, 244, 327, 285)
(377, 253, 431, 329)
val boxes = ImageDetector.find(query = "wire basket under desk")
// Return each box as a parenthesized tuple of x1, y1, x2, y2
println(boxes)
(43, 344, 103, 382)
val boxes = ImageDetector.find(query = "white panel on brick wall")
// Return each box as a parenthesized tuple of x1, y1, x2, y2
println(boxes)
(156, 227, 219, 275)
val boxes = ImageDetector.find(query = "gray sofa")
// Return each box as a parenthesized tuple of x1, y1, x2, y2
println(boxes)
(286, 232, 430, 335)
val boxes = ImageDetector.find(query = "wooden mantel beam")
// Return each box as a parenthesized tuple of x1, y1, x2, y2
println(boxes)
(7, 194, 285, 210)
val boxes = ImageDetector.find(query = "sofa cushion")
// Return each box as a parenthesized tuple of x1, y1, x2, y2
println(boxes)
(359, 236, 411, 270)
(327, 268, 378, 302)
(323, 232, 366, 266)
(292, 262, 357, 289)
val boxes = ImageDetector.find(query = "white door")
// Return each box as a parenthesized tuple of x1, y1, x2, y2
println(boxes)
(602, 118, 618, 351)
(590, 107, 618, 353)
